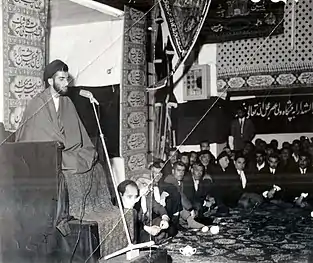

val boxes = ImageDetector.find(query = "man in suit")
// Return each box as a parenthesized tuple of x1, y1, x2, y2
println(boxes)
(182, 162, 213, 218)
(248, 150, 268, 175)
(117, 180, 170, 243)
(163, 161, 210, 232)
(229, 106, 255, 151)
(163, 148, 180, 177)
(211, 151, 234, 176)
(292, 152, 313, 175)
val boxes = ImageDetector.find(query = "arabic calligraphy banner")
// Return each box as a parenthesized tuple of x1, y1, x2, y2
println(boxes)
(160, 0, 211, 71)
(120, 7, 149, 179)
(232, 96, 313, 134)
(200, 0, 284, 43)
(2, 0, 48, 131)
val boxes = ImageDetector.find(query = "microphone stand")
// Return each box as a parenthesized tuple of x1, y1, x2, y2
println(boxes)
(89, 98, 154, 261)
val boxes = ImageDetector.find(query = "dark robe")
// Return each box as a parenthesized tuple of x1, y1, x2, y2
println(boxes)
(15, 88, 114, 220)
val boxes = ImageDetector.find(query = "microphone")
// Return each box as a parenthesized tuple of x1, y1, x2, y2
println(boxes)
(79, 89, 99, 105)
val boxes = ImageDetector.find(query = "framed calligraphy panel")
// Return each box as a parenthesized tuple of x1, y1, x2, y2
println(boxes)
(183, 64, 210, 101)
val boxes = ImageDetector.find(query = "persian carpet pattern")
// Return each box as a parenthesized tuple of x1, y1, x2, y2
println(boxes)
(2, 0, 48, 131)
(166, 205, 313, 263)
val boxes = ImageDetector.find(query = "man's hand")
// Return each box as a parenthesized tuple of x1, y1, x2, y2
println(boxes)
(267, 188, 276, 199)
(160, 219, 169, 230)
(204, 197, 215, 208)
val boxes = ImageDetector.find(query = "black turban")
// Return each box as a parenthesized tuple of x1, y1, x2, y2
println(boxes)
(43, 59, 68, 83)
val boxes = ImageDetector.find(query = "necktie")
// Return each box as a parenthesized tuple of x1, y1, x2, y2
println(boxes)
(57, 98, 65, 135)
(239, 171, 246, 189)
(240, 119, 244, 135)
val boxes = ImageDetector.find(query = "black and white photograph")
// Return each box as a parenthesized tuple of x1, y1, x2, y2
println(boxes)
(0, 0, 312, 263)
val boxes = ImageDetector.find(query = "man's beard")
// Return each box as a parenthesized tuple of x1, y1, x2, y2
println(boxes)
(53, 84, 68, 96)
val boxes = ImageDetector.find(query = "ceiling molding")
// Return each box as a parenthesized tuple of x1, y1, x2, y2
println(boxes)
(69, 0, 124, 17)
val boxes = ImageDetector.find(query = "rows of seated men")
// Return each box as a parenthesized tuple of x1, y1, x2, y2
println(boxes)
(117, 136, 313, 244)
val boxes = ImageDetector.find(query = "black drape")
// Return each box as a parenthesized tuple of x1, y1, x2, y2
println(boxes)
(174, 97, 230, 145)
(67, 85, 120, 157)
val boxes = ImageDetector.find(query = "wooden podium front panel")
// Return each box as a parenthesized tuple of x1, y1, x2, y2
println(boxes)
(0, 142, 61, 258)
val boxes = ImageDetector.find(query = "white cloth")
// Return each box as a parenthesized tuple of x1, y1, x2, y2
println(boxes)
(52, 95, 59, 112)
(257, 162, 265, 171)
(237, 170, 247, 189)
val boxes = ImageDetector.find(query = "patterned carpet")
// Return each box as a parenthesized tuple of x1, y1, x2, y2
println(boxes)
(165, 204, 313, 263)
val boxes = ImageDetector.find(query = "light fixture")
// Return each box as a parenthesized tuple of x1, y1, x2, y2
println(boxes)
(68, 0, 124, 18)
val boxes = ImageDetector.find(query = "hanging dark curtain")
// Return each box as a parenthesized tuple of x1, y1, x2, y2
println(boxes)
(174, 98, 231, 145)
(67, 85, 120, 157)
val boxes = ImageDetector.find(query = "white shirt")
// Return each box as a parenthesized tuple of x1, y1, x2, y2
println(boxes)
(257, 162, 265, 171)
(153, 187, 161, 204)
(193, 178, 199, 191)
(52, 95, 59, 112)
(270, 168, 276, 174)
(239, 118, 245, 134)
(300, 168, 307, 174)
(237, 170, 247, 189)
(292, 153, 299, 163)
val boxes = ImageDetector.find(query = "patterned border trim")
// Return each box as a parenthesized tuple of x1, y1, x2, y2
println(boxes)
(218, 63, 313, 78)
(218, 68, 313, 92)
(2, 0, 48, 131)
(120, 7, 149, 178)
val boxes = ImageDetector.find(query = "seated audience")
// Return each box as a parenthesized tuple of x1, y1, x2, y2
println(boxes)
(164, 161, 210, 232)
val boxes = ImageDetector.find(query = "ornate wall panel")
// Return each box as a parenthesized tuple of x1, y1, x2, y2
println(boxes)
(217, 0, 313, 92)
(120, 6, 149, 178)
(2, 0, 48, 131)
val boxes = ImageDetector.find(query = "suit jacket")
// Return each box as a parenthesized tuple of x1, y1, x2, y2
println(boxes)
(230, 118, 255, 151)
(163, 174, 193, 211)
(135, 192, 167, 226)
(213, 169, 251, 207)
(211, 164, 234, 177)
(181, 176, 212, 210)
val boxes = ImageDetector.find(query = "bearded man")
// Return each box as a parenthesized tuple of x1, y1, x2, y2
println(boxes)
(15, 60, 114, 223)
